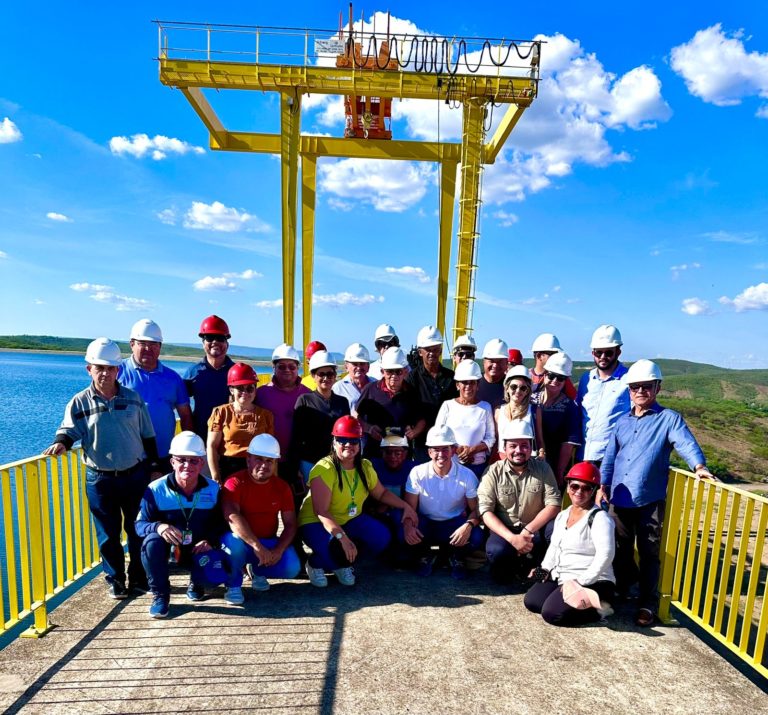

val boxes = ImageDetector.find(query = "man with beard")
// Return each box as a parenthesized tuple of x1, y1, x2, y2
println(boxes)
(478, 420, 561, 584)
(576, 325, 630, 466)
(476, 338, 509, 411)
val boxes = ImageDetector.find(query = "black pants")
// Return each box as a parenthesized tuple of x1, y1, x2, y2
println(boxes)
(524, 580, 615, 626)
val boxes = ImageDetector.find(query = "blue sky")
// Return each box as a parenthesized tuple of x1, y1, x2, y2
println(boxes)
(1, 2, 767, 368)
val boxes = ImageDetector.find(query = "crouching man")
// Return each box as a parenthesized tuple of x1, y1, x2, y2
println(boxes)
(136, 431, 226, 619)
(221, 434, 301, 604)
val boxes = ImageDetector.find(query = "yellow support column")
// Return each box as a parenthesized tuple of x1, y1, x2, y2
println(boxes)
(453, 100, 486, 342)
(280, 92, 302, 344)
(301, 154, 317, 373)
(436, 161, 457, 341)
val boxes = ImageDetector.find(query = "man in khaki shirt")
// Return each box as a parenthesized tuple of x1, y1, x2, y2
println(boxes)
(478, 420, 561, 584)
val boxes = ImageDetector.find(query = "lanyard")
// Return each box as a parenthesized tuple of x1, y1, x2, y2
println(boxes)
(175, 490, 200, 530)
(342, 468, 360, 498)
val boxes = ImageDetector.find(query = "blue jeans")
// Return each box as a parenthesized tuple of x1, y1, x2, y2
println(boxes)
(85, 464, 149, 586)
(221, 532, 301, 586)
(301, 514, 391, 571)
(399, 514, 484, 558)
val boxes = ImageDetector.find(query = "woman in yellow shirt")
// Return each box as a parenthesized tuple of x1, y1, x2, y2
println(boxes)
(298, 416, 417, 587)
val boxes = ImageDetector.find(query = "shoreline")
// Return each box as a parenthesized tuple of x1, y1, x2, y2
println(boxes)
(0, 347, 273, 366)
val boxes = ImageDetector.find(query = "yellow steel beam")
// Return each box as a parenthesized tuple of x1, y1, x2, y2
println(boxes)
(484, 104, 526, 164)
(436, 161, 457, 342)
(180, 87, 227, 148)
(280, 93, 301, 343)
(160, 59, 536, 105)
(301, 154, 317, 373)
(453, 100, 486, 341)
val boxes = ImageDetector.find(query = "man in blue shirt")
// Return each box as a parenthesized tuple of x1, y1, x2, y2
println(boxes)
(599, 359, 714, 627)
(183, 315, 235, 440)
(119, 318, 193, 471)
(576, 324, 630, 464)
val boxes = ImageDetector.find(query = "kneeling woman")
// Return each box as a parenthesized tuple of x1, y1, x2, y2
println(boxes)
(299, 416, 418, 587)
(524, 462, 615, 626)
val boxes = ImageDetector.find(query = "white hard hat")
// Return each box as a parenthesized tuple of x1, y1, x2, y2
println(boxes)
(344, 343, 371, 363)
(499, 419, 534, 442)
(380, 347, 408, 370)
(426, 424, 457, 447)
(590, 325, 623, 349)
(624, 359, 663, 384)
(504, 364, 532, 384)
(531, 333, 562, 353)
(482, 338, 509, 359)
(417, 325, 443, 348)
(544, 352, 573, 377)
(381, 432, 409, 449)
(374, 323, 397, 341)
(130, 318, 163, 343)
(309, 350, 336, 372)
(453, 334, 477, 352)
(85, 337, 121, 366)
(271, 343, 300, 363)
(247, 433, 281, 459)
(169, 430, 206, 457)
(454, 359, 482, 381)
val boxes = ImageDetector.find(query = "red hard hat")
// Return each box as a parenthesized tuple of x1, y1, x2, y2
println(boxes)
(508, 349, 524, 366)
(227, 362, 257, 386)
(199, 315, 231, 339)
(305, 340, 327, 361)
(566, 462, 601, 486)
(332, 415, 363, 438)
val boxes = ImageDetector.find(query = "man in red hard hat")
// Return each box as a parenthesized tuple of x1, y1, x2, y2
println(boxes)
(184, 315, 235, 441)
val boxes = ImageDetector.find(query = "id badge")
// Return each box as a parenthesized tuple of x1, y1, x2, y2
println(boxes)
(181, 529, 193, 546)
(347, 503, 358, 518)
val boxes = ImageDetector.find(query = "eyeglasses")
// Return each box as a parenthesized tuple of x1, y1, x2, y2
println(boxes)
(506, 384, 530, 393)
(593, 349, 616, 358)
(629, 382, 656, 393)
(455, 351, 476, 359)
(315, 370, 337, 379)
(545, 372, 566, 383)
(231, 384, 256, 393)
(173, 456, 203, 466)
(568, 481, 596, 494)
(383, 369, 404, 376)
(335, 437, 361, 446)
(534, 351, 557, 358)
(202, 334, 228, 343)
(133, 340, 161, 349)
(457, 380, 478, 386)
(275, 361, 297, 371)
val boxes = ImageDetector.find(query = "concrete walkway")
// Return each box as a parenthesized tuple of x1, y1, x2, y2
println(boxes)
(0, 564, 765, 714)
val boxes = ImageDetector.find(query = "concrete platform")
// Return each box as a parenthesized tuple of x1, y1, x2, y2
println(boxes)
(0, 564, 765, 714)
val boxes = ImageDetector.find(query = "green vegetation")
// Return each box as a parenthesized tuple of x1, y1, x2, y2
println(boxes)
(0, 335, 202, 357)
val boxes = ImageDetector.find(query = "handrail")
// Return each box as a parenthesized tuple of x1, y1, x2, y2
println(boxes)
(659, 468, 767, 678)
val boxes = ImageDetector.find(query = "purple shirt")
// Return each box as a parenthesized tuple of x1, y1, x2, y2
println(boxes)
(255, 381, 311, 461)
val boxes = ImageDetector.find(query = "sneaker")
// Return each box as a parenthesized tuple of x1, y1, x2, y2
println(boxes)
(417, 555, 436, 578)
(251, 575, 270, 592)
(149, 595, 169, 619)
(334, 567, 356, 586)
(449, 556, 467, 581)
(305, 562, 328, 588)
(597, 601, 614, 619)
(186, 582, 205, 602)
(108, 581, 128, 600)
(224, 586, 245, 605)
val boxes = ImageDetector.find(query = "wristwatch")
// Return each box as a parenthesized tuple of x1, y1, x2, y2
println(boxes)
(333, 531, 345, 540)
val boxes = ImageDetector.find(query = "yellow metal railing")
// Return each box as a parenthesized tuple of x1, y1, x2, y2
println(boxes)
(659, 468, 768, 678)
(0, 450, 100, 638)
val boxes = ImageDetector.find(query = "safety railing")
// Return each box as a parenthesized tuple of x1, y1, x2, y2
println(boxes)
(659, 468, 768, 678)
(0, 450, 99, 638)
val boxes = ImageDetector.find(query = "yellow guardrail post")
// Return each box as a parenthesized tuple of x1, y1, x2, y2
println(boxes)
(659, 469, 685, 622)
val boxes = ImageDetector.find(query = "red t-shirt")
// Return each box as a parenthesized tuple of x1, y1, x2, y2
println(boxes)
(222, 471, 294, 538)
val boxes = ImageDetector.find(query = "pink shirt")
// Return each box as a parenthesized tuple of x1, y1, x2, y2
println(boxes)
(255, 381, 310, 461)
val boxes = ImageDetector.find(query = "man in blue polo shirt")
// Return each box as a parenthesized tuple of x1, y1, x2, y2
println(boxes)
(183, 315, 235, 440)
(598, 359, 714, 627)
(576, 324, 630, 465)
(119, 318, 193, 471)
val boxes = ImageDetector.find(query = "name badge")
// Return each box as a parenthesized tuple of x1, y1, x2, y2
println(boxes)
(182, 530, 193, 546)
(347, 503, 358, 518)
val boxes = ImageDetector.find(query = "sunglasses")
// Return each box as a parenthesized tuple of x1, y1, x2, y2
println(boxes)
(202, 334, 228, 343)
(568, 482, 596, 493)
(315, 371, 337, 379)
(383, 369, 404, 376)
(173, 456, 203, 466)
(457, 380, 478, 386)
(335, 437, 361, 446)
(629, 382, 656, 393)
(545, 372, 566, 383)
(593, 349, 616, 358)
(506, 384, 530, 393)
(455, 351, 476, 359)
(232, 384, 256, 393)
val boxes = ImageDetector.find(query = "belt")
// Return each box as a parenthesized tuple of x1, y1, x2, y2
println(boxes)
(91, 462, 143, 478)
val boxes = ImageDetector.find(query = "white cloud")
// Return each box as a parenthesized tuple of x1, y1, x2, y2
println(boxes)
(670, 24, 768, 107)
(493, 210, 519, 227)
(313, 292, 385, 308)
(70, 282, 112, 292)
(681, 297, 712, 316)
(46, 212, 72, 223)
(319, 159, 433, 212)
(229, 269, 262, 280)
(385, 266, 431, 283)
(255, 298, 284, 309)
(703, 230, 760, 245)
(183, 201, 272, 233)
(758, 105, 768, 119)
(0, 250, 7, 259)
(327, 197, 354, 212)
(157, 208, 177, 225)
(193, 276, 239, 292)
(70, 282, 152, 311)
(670, 262, 702, 279)
(109, 133, 205, 160)
(719, 282, 768, 312)
(0, 117, 22, 144)
(33, 299, 46, 305)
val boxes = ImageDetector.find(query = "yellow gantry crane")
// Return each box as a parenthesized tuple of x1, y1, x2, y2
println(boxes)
(156, 13, 539, 349)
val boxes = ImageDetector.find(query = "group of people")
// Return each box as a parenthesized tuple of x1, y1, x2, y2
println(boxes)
(44, 316, 715, 628)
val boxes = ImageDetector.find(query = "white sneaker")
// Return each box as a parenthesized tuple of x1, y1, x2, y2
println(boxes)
(334, 567, 355, 586)
(305, 562, 328, 588)
(597, 601, 614, 618)
(224, 586, 244, 605)
(251, 575, 270, 592)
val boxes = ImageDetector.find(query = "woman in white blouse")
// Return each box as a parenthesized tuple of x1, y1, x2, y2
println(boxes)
(434, 360, 495, 478)
(524, 461, 615, 626)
